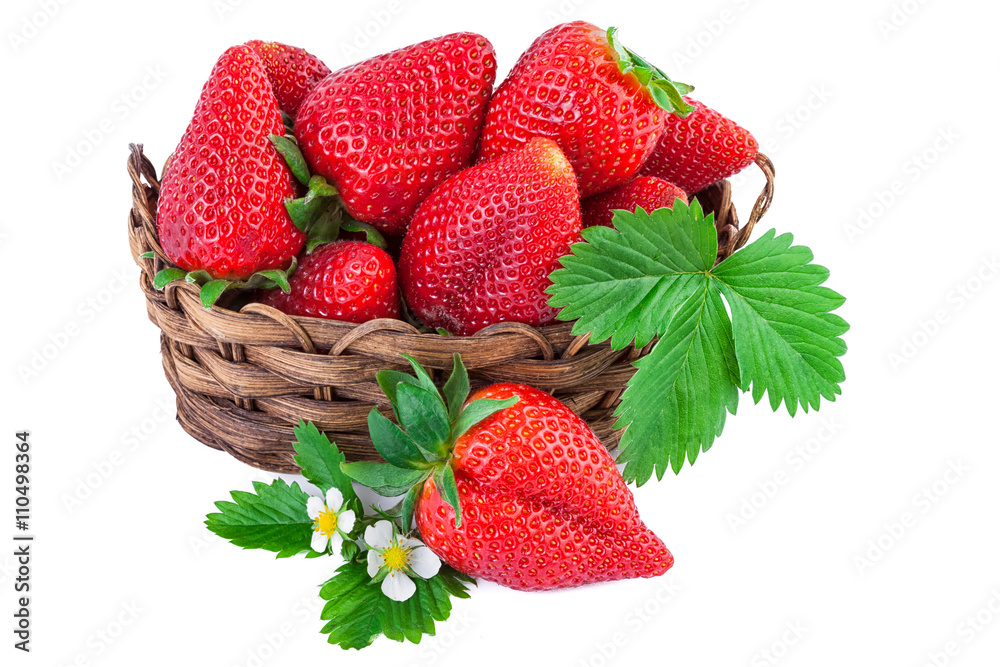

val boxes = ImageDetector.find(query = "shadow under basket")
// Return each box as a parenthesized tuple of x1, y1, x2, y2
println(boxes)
(127, 143, 775, 473)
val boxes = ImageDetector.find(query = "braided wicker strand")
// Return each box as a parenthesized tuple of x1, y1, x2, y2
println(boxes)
(127, 143, 774, 473)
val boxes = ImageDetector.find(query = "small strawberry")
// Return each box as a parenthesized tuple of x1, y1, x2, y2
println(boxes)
(639, 97, 759, 194)
(398, 137, 581, 336)
(581, 176, 688, 229)
(476, 22, 693, 198)
(294, 33, 497, 234)
(342, 356, 673, 592)
(245, 40, 331, 118)
(259, 241, 399, 323)
(156, 45, 304, 303)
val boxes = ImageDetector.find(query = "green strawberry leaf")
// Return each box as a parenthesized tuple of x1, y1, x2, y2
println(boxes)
(305, 175, 339, 201)
(205, 479, 313, 558)
(340, 462, 429, 497)
(614, 283, 740, 484)
(292, 421, 356, 501)
(256, 269, 292, 293)
(442, 354, 470, 424)
(153, 268, 186, 289)
(607, 26, 694, 117)
(548, 203, 847, 483)
(139, 251, 155, 259)
(199, 280, 232, 309)
(286, 195, 328, 231)
(376, 369, 422, 419)
(451, 397, 518, 443)
(395, 383, 451, 454)
(547, 201, 717, 350)
(305, 205, 344, 253)
(269, 134, 311, 186)
(273, 149, 359, 253)
(341, 220, 388, 249)
(151, 259, 298, 307)
(341, 539, 361, 562)
(367, 409, 429, 469)
(400, 483, 421, 532)
(399, 354, 443, 398)
(433, 464, 463, 528)
(319, 561, 474, 650)
(185, 269, 214, 284)
(713, 230, 849, 415)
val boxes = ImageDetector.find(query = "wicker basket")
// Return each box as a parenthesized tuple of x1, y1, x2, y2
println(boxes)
(127, 143, 774, 473)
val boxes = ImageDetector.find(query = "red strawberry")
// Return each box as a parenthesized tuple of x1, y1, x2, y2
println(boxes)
(157, 45, 304, 280)
(476, 22, 693, 198)
(245, 40, 331, 117)
(417, 383, 672, 591)
(342, 355, 674, 592)
(639, 97, 759, 194)
(398, 137, 580, 335)
(582, 176, 687, 228)
(259, 241, 399, 322)
(294, 33, 497, 234)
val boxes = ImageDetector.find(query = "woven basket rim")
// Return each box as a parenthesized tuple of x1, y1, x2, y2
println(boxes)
(128, 144, 775, 343)
(126, 142, 775, 472)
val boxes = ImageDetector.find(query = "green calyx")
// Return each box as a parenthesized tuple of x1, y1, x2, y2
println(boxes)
(151, 256, 297, 309)
(268, 135, 387, 253)
(341, 354, 518, 531)
(606, 26, 695, 118)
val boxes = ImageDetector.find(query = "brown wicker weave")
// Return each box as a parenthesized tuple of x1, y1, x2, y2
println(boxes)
(127, 143, 774, 473)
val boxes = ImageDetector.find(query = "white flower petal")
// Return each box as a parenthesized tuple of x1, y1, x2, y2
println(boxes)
(337, 509, 356, 535)
(402, 537, 425, 549)
(407, 546, 442, 579)
(306, 496, 324, 520)
(310, 529, 329, 553)
(381, 570, 416, 602)
(325, 487, 344, 511)
(365, 520, 394, 549)
(329, 532, 344, 557)
(367, 550, 384, 578)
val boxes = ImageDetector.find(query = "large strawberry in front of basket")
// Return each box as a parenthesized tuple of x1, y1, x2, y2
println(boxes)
(398, 137, 581, 336)
(155, 45, 304, 306)
(476, 21, 693, 198)
(294, 32, 497, 234)
(342, 355, 674, 592)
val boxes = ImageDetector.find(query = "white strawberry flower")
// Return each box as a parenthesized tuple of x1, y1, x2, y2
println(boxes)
(307, 487, 356, 555)
(364, 520, 441, 602)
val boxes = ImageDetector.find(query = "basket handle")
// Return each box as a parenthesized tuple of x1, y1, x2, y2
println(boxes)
(732, 153, 775, 254)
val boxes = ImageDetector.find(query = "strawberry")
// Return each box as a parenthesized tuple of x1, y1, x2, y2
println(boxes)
(342, 356, 673, 592)
(581, 176, 687, 228)
(259, 241, 399, 323)
(294, 33, 497, 234)
(157, 45, 304, 284)
(475, 22, 693, 198)
(398, 137, 581, 336)
(245, 40, 331, 118)
(639, 97, 759, 194)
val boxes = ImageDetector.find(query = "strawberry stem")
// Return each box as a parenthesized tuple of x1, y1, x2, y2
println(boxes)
(606, 27, 695, 117)
(152, 256, 298, 308)
(272, 137, 385, 254)
(341, 353, 518, 527)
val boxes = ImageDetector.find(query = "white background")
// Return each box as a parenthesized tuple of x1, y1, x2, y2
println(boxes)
(3, 0, 999, 665)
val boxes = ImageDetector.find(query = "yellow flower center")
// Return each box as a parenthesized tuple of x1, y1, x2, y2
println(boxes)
(382, 544, 411, 572)
(314, 507, 338, 537)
